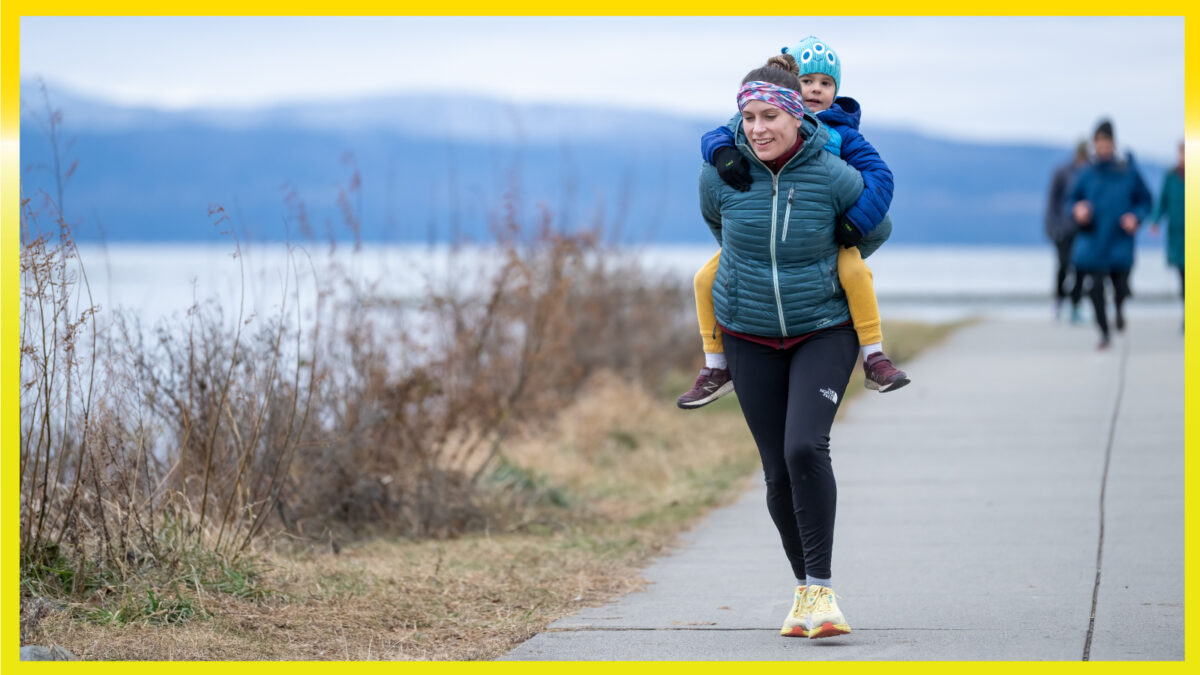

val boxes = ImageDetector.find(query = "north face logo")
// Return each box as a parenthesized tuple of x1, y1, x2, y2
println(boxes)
(819, 388, 838, 404)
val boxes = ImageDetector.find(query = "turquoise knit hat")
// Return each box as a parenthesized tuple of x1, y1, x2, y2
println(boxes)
(782, 36, 841, 94)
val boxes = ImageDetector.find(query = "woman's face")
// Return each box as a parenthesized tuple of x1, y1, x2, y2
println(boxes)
(741, 100, 802, 162)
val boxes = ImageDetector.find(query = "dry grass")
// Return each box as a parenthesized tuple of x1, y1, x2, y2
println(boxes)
(27, 368, 759, 660)
(26, 319, 964, 660)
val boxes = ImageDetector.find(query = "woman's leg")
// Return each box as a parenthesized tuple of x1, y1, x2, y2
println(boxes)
(781, 325, 859, 580)
(837, 246, 882, 347)
(694, 251, 724, 354)
(724, 332, 806, 581)
(1054, 237, 1074, 303)
(1070, 268, 1086, 311)
(1110, 268, 1132, 331)
(1087, 271, 1110, 344)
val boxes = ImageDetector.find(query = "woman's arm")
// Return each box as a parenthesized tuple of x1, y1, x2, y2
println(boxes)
(699, 165, 724, 246)
(857, 213, 892, 260)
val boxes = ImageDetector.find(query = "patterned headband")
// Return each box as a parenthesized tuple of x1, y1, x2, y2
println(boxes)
(737, 81, 807, 120)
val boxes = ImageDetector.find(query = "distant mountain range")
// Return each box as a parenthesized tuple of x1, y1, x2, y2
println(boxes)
(19, 81, 1166, 246)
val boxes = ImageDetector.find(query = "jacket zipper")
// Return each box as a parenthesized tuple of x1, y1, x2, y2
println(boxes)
(738, 132, 807, 338)
(781, 186, 795, 242)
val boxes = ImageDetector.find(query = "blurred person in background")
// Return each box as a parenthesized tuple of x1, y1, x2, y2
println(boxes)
(699, 58, 891, 641)
(1045, 140, 1090, 322)
(1149, 140, 1185, 330)
(1068, 119, 1153, 350)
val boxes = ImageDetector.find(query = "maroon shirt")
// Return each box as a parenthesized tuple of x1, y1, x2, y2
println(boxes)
(719, 320, 852, 351)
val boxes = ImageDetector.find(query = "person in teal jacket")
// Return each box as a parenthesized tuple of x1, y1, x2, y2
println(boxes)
(1068, 119, 1153, 349)
(697, 59, 889, 641)
(1150, 141, 1185, 307)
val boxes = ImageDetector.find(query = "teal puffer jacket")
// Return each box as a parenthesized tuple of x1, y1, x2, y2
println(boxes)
(699, 113, 892, 338)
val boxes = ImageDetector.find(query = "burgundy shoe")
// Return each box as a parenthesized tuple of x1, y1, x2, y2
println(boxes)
(863, 352, 910, 392)
(676, 367, 734, 409)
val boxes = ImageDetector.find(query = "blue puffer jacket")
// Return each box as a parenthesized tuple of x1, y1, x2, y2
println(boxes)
(700, 113, 892, 338)
(1066, 153, 1152, 272)
(700, 97, 894, 235)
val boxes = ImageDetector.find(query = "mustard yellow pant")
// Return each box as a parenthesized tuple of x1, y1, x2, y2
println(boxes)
(694, 247, 883, 354)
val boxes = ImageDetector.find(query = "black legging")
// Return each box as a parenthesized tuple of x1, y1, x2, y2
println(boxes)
(723, 324, 858, 581)
(1084, 268, 1132, 339)
(1054, 237, 1084, 306)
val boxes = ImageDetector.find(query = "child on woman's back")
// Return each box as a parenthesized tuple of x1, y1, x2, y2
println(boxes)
(677, 36, 910, 409)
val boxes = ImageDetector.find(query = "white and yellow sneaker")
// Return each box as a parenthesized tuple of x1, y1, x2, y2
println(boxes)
(805, 585, 851, 639)
(780, 585, 808, 637)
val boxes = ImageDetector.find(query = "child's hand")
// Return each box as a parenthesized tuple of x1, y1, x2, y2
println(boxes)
(1072, 200, 1093, 225)
(834, 220, 864, 248)
(713, 146, 753, 192)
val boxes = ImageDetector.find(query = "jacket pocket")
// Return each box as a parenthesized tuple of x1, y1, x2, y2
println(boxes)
(780, 186, 795, 242)
(826, 260, 841, 299)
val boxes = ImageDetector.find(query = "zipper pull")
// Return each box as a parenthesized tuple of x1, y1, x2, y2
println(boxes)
(787, 186, 795, 205)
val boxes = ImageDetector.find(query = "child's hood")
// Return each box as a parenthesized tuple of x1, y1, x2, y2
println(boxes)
(816, 96, 862, 131)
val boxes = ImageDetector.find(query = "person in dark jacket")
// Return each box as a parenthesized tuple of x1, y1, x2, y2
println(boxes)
(1068, 119, 1153, 349)
(699, 59, 890, 641)
(677, 37, 907, 412)
(1045, 140, 1090, 321)
(1150, 140, 1185, 311)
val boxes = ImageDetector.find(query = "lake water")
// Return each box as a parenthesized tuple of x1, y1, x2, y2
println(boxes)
(64, 242, 1183, 328)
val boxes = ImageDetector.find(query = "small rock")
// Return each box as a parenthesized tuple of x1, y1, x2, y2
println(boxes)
(20, 645, 77, 661)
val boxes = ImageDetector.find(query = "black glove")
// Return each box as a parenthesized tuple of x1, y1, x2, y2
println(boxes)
(713, 146, 753, 192)
(834, 219, 864, 248)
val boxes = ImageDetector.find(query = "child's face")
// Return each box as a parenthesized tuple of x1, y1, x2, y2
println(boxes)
(798, 74, 836, 113)
(741, 100, 802, 162)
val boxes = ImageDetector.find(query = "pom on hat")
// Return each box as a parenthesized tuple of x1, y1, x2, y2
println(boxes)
(782, 36, 841, 94)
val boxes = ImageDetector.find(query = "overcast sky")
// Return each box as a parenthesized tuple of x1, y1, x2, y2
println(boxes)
(20, 16, 1186, 162)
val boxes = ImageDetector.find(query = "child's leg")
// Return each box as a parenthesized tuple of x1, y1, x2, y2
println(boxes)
(839, 246, 910, 392)
(837, 246, 882, 351)
(695, 251, 724, 356)
(678, 250, 735, 409)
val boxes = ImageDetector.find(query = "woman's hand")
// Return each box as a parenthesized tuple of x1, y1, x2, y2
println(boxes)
(1072, 200, 1093, 225)
(1120, 213, 1139, 234)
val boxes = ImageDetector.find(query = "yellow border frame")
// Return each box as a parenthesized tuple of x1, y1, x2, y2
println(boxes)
(1, 6, 1195, 672)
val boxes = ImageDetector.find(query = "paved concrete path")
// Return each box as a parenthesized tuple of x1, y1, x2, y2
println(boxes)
(502, 317, 1185, 661)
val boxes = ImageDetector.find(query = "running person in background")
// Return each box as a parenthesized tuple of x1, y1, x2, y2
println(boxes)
(1149, 140, 1185, 327)
(1067, 119, 1153, 350)
(1045, 140, 1090, 322)
(700, 57, 891, 639)
(678, 36, 908, 409)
